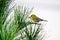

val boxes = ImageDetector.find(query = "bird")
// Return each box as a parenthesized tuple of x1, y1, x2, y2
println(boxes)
(29, 14, 47, 22)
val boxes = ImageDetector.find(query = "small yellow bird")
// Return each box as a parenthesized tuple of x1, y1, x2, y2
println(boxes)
(29, 14, 47, 22)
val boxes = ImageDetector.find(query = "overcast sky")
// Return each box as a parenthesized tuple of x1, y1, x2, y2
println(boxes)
(14, 0, 60, 40)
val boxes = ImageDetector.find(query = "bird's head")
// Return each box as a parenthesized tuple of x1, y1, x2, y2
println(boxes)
(29, 14, 36, 19)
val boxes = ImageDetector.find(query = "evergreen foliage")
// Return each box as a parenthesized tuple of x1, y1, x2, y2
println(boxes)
(0, 0, 45, 40)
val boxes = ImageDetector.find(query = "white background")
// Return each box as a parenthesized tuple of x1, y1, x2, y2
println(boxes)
(14, 0, 60, 40)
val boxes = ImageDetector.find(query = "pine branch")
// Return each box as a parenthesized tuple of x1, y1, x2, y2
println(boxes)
(27, 22, 41, 25)
(14, 6, 33, 30)
(0, 0, 19, 40)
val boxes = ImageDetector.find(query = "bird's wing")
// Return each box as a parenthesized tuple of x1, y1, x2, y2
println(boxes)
(36, 17, 44, 21)
(37, 17, 47, 21)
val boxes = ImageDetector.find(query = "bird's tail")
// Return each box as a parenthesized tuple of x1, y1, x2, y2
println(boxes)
(43, 20, 48, 22)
